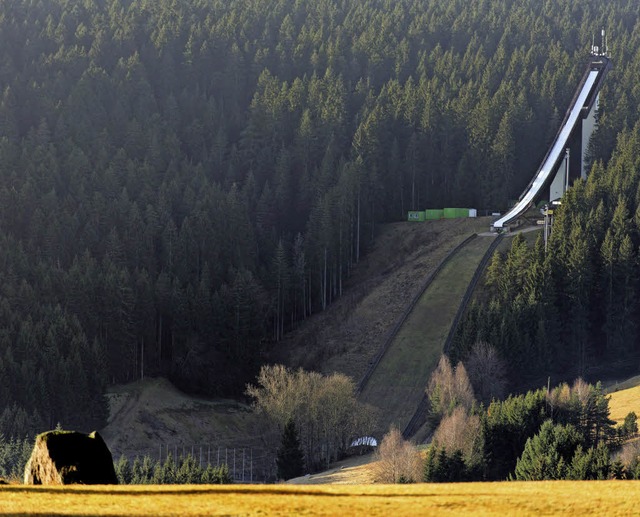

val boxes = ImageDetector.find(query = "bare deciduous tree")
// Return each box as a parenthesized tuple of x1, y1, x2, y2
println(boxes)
(433, 406, 483, 467)
(246, 364, 375, 473)
(547, 381, 571, 420)
(426, 355, 475, 423)
(463, 342, 507, 404)
(371, 427, 422, 483)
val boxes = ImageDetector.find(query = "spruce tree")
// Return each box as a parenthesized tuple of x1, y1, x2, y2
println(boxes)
(276, 419, 305, 481)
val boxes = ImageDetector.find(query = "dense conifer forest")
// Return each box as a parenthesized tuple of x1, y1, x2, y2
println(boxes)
(1, 0, 640, 438)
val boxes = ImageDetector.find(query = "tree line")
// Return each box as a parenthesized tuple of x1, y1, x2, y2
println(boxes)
(114, 453, 232, 484)
(2, 0, 640, 436)
(372, 355, 638, 483)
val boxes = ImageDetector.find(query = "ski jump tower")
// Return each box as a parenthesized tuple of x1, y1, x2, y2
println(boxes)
(493, 32, 612, 230)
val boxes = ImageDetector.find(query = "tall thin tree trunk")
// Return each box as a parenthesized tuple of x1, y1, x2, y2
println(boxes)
(356, 189, 361, 264)
(302, 277, 306, 319)
(158, 313, 162, 370)
(322, 247, 328, 310)
(411, 170, 415, 210)
(371, 198, 375, 241)
(339, 218, 343, 297)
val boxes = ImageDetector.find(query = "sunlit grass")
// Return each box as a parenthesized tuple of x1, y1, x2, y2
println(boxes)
(608, 382, 640, 424)
(2, 482, 640, 516)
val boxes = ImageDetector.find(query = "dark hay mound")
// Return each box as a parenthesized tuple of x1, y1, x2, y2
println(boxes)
(24, 430, 118, 485)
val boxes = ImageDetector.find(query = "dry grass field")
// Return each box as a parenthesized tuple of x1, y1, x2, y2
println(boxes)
(2, 481, 640, 516)
(608, 378, 640, 424)
(287, 453, 376, 485)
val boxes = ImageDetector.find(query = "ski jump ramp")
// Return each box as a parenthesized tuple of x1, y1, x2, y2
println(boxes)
(493, 53, 611, 230)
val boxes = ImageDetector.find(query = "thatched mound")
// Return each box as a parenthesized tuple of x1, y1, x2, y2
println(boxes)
(24, 430, 118, 485)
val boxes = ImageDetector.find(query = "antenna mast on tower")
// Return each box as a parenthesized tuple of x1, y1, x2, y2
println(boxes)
(592, 28, 610, 57)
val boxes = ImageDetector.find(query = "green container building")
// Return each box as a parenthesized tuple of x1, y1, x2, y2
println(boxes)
(407, 211, 426, 222)
(425, 209, 444, 220)
(444, 208, 470, 219)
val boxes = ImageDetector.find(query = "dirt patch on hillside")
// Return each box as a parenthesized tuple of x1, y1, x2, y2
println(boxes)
(101, 378, 264, 463)
(273, 218, 491, 382)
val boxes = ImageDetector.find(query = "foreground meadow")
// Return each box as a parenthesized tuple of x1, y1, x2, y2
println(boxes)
(1, 481, 639, 516)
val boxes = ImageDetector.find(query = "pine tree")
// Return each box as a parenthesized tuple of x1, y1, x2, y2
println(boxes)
(276, 419, 305, 481)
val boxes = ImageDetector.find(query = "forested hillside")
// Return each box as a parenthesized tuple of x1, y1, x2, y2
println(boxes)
(1, 0, 639, 437)
(454, 127, 640, 385)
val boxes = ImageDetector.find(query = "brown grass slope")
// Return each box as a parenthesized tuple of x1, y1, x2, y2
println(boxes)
(607, 378, 640, 424)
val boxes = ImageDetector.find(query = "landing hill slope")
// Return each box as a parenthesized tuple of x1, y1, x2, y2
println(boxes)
(273, 217, 491, 382)
(359, 234, 495, 436)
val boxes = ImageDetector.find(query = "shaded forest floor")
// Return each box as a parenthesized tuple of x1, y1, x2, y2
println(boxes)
(272, 217, 492, 382)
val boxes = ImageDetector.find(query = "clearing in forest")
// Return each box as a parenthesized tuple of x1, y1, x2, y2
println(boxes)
(275, 218, 491, 381)
(608, 378, 640, 424)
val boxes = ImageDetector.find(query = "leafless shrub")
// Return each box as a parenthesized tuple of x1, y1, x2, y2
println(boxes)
(371, 427, 422, 483)
(613, 440, 640, 469)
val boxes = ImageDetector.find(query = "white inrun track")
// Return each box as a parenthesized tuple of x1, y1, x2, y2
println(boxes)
(492, 69, 600, 229)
